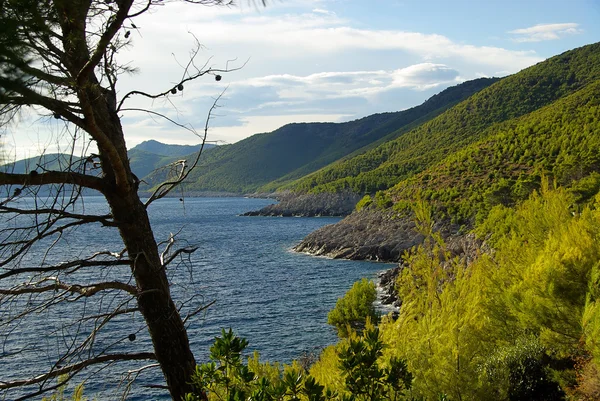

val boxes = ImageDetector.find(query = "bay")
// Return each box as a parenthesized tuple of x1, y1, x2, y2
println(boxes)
(0, 197, 390, 400)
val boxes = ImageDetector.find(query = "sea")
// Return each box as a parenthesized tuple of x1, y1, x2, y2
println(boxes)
(0, 196, 391, 400)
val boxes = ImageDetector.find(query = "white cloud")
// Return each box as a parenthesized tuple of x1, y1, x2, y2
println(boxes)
(10, 1, 555, 159)
(311, 8, 336, 16)
(226, 64, 460, 108)
(391, 63, 460, 90)
(508, 23, 583, 42)
(124, 5, 542, 77)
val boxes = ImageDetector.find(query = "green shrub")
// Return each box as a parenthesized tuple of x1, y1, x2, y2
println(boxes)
(186, 328, 413, 401)
(480, 336, 566, 401)
(355, 195, 373, 212)
(327, 279, 379, 338)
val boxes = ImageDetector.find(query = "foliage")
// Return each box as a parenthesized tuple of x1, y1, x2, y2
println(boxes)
(338, 327, 413, 401)
(480, 336, 565, 401)
(327, 279, 379, 338)
(370, 187, 600, 399)
(380, 226, 488, 400)
(389, 78, 600, 225)
(41, 376, 90, 401)
(187, 328, 413, 401)
(355, 195, 373, 212)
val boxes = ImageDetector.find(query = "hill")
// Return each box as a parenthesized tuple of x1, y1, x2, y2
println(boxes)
(294, 41, 600, 261)
(142, 78, 498, 194)
(127, 140, 215, 179)
(1, 140, 212, 182)
(1, 153, 83, 174)
(285, 42, 600, 196)
(131, 140, 211, 158)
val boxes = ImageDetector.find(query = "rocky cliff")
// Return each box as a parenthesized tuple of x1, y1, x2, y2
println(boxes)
(243, 191, 362, 217)
(293, 208, 461, 262)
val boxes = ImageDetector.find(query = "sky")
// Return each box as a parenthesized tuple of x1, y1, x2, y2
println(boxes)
(3, 0, 600, 160)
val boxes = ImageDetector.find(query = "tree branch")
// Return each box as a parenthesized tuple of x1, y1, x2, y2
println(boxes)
(0, 206, 114, 226)
(77, 0, 135, 85)
(0, 259, 130, 281)
(0, 78, 86, 128)
(0, 171, 106, 193)
(0, 353, 156, 390)
(117, 65, 238, 112)
(0, 278, 137, 297)
(144, 89, 225, 205)
(163, 246, 199, 267)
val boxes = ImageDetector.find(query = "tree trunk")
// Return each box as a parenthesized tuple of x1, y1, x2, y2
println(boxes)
(88, 86, 196, 399)
(51, 3, 199, 397)
(86, 83, 197, 400)
(75, 63, 196, 401)
(107, 190, 197, 400)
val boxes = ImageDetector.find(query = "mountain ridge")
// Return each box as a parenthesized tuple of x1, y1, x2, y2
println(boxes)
(293, 41, 600, 261)
(140, 77, 499, 194)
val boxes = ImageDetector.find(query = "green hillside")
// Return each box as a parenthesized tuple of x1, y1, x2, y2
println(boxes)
(127, 140, 215, 179)
(257, 78, 499, 193)
(286, 42, 600, 195)
(387, 79, 600, 224)
(143, 78, 498, 194)
(128, 148, 177, 179)
(295, 43, 600, 399)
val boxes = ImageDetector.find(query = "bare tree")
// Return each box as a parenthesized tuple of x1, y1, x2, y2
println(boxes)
(0, 0, 252, 399)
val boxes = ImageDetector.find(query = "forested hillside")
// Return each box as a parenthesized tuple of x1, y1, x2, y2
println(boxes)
(141, 78, 497, 194)
(285, 42, 600, 195)
(294, 42, 600, 260)
(389, 78, 600, 224)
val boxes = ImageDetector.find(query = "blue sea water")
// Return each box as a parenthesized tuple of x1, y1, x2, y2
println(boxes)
(0, 197, 390, 400)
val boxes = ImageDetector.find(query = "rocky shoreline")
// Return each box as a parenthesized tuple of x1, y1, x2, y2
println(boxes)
(377, 266, 402, 308)
(291, 207, 488, 312)
(374, 232, 487, 308)
(293, 208, 461, 262)
(242, 191, 362, 217)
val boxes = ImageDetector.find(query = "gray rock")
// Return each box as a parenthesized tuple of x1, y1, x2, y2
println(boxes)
(242, 191, 362, 217)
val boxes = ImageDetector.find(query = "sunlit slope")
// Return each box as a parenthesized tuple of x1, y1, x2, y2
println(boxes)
(285, 42, 600, 195)
(387, 78, 600, 223)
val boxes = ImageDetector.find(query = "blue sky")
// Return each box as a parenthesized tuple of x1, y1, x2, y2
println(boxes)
(5, 0, 600, 160)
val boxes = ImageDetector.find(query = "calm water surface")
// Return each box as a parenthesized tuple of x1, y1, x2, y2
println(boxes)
(0, 197, 390, 400)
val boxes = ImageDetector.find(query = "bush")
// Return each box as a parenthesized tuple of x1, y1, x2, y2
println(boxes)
(355, 195, 373, 212)
(186, 328, 413, 401)
(481, 336, 566, 401)
(327, 279, 379, 338)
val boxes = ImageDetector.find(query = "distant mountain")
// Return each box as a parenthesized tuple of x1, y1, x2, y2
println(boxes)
(131, 140, 213, 158)
(127, 140, 215, 180)
(1, 140, 215, 182)
(142, 77, 498, 194)
(1, 153, 84, 174)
